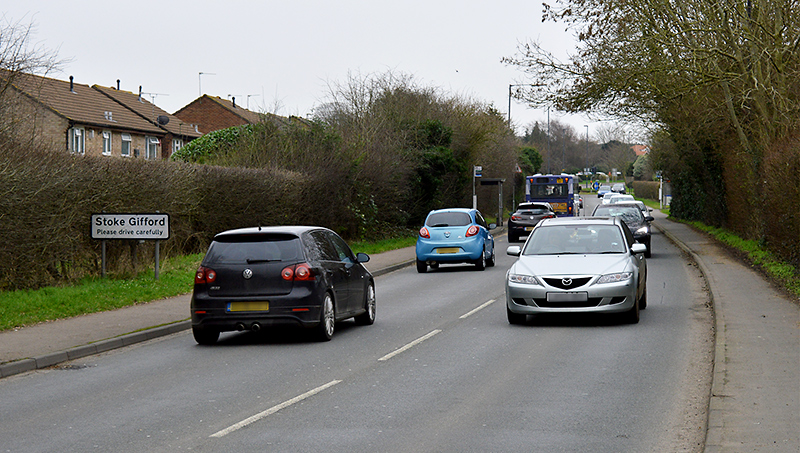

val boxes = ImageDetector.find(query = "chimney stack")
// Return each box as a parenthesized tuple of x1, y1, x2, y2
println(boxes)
(69, 76, 74, 92)
(117, 79, 120, 90)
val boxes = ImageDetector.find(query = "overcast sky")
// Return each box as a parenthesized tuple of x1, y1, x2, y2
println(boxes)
(4, 0, 594, 135)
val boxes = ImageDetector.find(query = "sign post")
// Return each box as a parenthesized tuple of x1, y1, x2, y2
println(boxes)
(473, 165, 482, 209)
(91, 213, 170, 279)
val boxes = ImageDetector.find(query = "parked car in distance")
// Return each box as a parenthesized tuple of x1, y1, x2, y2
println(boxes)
(597, 184, 612, 198)
(591, 203, 654, 257)
(508, 202, 556, 242)
(190, 226, 376, 344)
(609, 194, 635, 204)
(416, 208, 496, 272)
(505, 216, 647, 324)
(611, 183, 627, 194)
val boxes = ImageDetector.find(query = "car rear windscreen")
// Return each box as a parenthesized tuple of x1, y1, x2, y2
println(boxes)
(519, 207, 549, 215)
(426, 212, 472, 227)
(204, 234, 303, 264)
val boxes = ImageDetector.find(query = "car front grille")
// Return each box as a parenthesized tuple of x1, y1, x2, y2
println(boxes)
(514, 297, 603, 308)
(535, 297, 603, 308)
(542, 277, 591, 290)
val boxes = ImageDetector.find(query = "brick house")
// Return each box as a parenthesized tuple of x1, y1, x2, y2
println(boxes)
(1, 71, 171, 159)
(632, 144, 651, 156)
(173, 94, 269, 134)
(93, 84, 202, 159)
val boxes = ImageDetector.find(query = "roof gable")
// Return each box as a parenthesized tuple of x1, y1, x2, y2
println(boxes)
(92, 84, 202, 138)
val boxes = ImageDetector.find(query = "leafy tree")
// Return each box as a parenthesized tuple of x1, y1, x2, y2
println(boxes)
(504, 0, 800, 264)
(518, 146, 543, 175)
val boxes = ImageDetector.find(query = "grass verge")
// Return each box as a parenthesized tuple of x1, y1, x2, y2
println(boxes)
(0, 254, 203, 331)
(685, 221, 800, 299)
(349, 236, 417, 255)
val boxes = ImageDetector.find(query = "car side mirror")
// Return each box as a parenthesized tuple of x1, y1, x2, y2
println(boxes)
(631, 243, 647, 254)
(507, 245, 521, 256)
(489, 223, 497, 230)
(356, 252, 370, 263)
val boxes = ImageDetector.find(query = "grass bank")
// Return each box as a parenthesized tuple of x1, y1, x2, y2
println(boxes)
(0, 236, 417, 332)
(685, 221, 800, 299)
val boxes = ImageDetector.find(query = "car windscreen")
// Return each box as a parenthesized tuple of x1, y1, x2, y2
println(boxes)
(204, 234, 304, 264)
(523, 224, 625, 255)
(592, 206, 644, 224)
(425, 212, 472, 227)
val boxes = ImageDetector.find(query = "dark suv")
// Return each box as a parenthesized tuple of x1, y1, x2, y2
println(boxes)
(191, 226, 375, 344)
(508, 202, 556, 242)
(591, 203, 654, 257)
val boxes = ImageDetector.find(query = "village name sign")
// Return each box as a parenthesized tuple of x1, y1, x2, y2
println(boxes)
(91, 213, 170, 240)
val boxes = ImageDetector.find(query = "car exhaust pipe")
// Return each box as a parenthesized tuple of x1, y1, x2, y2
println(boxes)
(235, 322, 246, 331)
(251, 322, 261, 332)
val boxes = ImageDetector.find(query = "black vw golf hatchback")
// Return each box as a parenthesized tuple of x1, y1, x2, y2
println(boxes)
(191, 226, 375, 344)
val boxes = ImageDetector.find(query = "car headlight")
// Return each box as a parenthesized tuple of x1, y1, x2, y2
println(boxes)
(635, 226, 649, 235)
(508, 274, 541, 285)
(597, 272, 633, 284)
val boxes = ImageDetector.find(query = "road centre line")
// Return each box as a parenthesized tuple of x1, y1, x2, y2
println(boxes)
(459, 299, 496, 319)
(210, 380, 342, 438)
(378, 330, 442, 362)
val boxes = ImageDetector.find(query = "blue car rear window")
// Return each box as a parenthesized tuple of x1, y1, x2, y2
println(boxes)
(425, 212, 472, 227)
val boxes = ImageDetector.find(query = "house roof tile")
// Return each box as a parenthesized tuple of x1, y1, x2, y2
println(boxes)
(92, 84, 202, 138)
(5, 71, 165, 135)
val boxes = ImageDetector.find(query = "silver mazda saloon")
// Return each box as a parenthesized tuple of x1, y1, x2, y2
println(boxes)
(505, 216, 647, 324)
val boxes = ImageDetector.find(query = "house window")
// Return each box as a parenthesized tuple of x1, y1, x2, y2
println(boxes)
(172, 138, 183, 153)
(121, 133, 131, 157)
(146, 136, 159, 160)
(102, 131, 112, 156)
(69, 127, 85, 155)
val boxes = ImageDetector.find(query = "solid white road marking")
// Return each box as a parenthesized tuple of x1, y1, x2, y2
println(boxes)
(460, 299, 496, 319)
(378, 330, 442, 362)
(210, 380, 342, 438)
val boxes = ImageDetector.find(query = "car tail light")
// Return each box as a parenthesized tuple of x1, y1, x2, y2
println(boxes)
(281, 263, 316, 281)
(511, 215, 521, 221)
(195, 266, 216, 284)
(545, 214, 555, 219)
(466, 225, 479, 237)
(419, 227, 430, 239)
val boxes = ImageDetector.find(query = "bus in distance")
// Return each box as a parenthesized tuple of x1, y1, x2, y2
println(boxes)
(525, 174, 577, 216)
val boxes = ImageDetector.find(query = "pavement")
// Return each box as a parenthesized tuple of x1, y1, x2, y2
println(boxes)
(1, 213, 798, 450)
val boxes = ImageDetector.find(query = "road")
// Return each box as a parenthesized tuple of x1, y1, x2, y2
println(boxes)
(0, 196, 714, 452)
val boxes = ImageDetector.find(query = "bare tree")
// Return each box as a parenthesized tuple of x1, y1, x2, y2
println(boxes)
(0, 15, 63, 145)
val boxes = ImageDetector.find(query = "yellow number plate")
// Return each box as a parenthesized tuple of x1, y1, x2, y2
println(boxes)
(437, 247, 460, 254)
(227, 302, 269, 312)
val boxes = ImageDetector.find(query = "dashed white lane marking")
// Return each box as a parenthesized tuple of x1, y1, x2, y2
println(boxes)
(378, 330, 442, 362)
(210, 380, 342, 438)
(460, 299, 496, 319)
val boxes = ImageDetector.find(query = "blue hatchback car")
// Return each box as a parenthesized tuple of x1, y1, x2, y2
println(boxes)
(416, 208, 496, 273)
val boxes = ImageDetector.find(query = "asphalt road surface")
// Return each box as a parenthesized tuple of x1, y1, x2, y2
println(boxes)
(0, 199, 714, 452)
